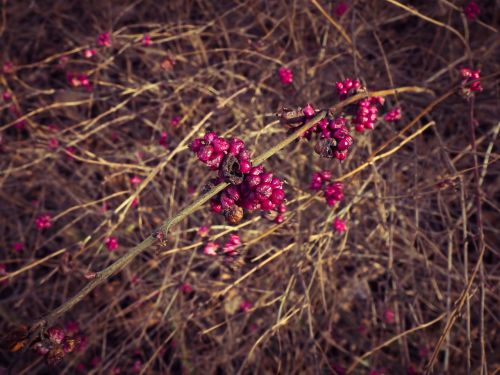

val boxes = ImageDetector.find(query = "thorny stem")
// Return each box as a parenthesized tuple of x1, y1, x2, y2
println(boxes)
(29, 85, 432, 336)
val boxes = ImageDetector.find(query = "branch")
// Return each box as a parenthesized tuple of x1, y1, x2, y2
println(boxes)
(28, 85, 432, 334)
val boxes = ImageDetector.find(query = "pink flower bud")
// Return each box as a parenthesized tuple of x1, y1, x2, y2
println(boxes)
(303, 104, 315, 117)
(203, 241, 219, 256)
(47, 326, 65, 344)
(104, 236, 119, 251)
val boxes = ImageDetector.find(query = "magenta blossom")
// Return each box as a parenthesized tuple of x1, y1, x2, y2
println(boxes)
(464, 1, 480, 21)
(104, 236, 119, 251)
(97, 32, 111, 47)
(180, 282, 193, 294)
(278, 66, 293, 85)
(170, 115, 181, 127)
(130, 175, 142, 186)
(159, 131, 168, 148)
(48, 138, 59, 149)
(83, 49, 96, 58)
(240, 300, 252, 312)
(2, 61, 13, 74)
(383, 308, 395, 323)
(223, 234, 241, 256)
(197, 225, 210, 237)
(384, 107, 402, 122)
(35, 214, 52, 231)
(334, 2, 348, 17)
(142, 34, 151, 46)
(203, 241, 219, 256)
(332, 218, 347, 233)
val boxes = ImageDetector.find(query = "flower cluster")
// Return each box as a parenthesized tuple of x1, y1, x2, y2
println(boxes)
(384, 107, 402, 122)
(317, 117, 354, 160)
(223, 233, 241, 256)
(309, 172, 344, 206)
(97, 32, 111, 47)
(159, 131, 168, 147)
(32, 325, 82, 365)
(35, 214, 52, 231)
(2, 61, 13, 74)
(104, 236, 119, 251)
(203, 233, 242, 257)
(332, 218, 347, 233)
(190, 132, 252, 173)
(142, 34, 151, 46)
(210, 165, 287, 224)
(335, 78, 361, 97)
(13, 242, 23, 252)
(2, 90, 11, 102)
(190, 133, 287, 224)
(278, 66, 293, 85)
(352, 96, 384, 132)
(310, 170, 332, 190)
(460, 67, 482, 96)
(464, 1, 480, 21)
(83, 49, 96, 58)
(334, 2, 349, 18)
(66, 72, 92, 90)
(293, 106, 354, 161)
(324, 182, 344, 206)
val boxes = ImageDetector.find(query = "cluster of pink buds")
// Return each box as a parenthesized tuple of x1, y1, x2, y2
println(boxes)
(13, 242, 24, 252)
(209, 164, 287, 224)
(170, 115, 181, 127)
(315, 116, 354, 160)
(159, 131, 168, 147)
(83, 49, 96, 58)
(190, 132, 252, 173)
(191, 133, 287, 224)
(104, 236, 119, 251)
(309, 172, 344, 206)
(460, 68, 482, 96)
(180, 282, 193, 294)
(239, 300, 252, 312)
(332, 218, 347, 233)
(310, 170, 332, 190)
(278, 66, 293, 85)
(32, 325, 81, 365)
(203, 241, 219, 256)
(35, 214, 52, 231)
(352, 96, 384, 132)
(142, 34, 151, 46)
(324, 182, 344, 206)
(464, 1, 480, 21)
(190, 134, 288, 223)
(48, 138, 59, 150)
(97, 32, 111, 47)
(384, 107, 402, 122)
(2, 61, 13, 74)
(67, 72, 92, 90)
(279, 104, 355, 161)
(203, 234, 242, 257)
(335, 78, 361, 97)
(223, 233, 241, 256)
(334, 2, 349, 17)
(2, 90, 11, 102)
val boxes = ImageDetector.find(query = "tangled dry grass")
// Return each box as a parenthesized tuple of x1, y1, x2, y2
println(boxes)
(0, 0, 499, 374)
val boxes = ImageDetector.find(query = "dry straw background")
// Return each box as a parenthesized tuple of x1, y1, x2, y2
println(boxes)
(0, 1, 498, 374)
